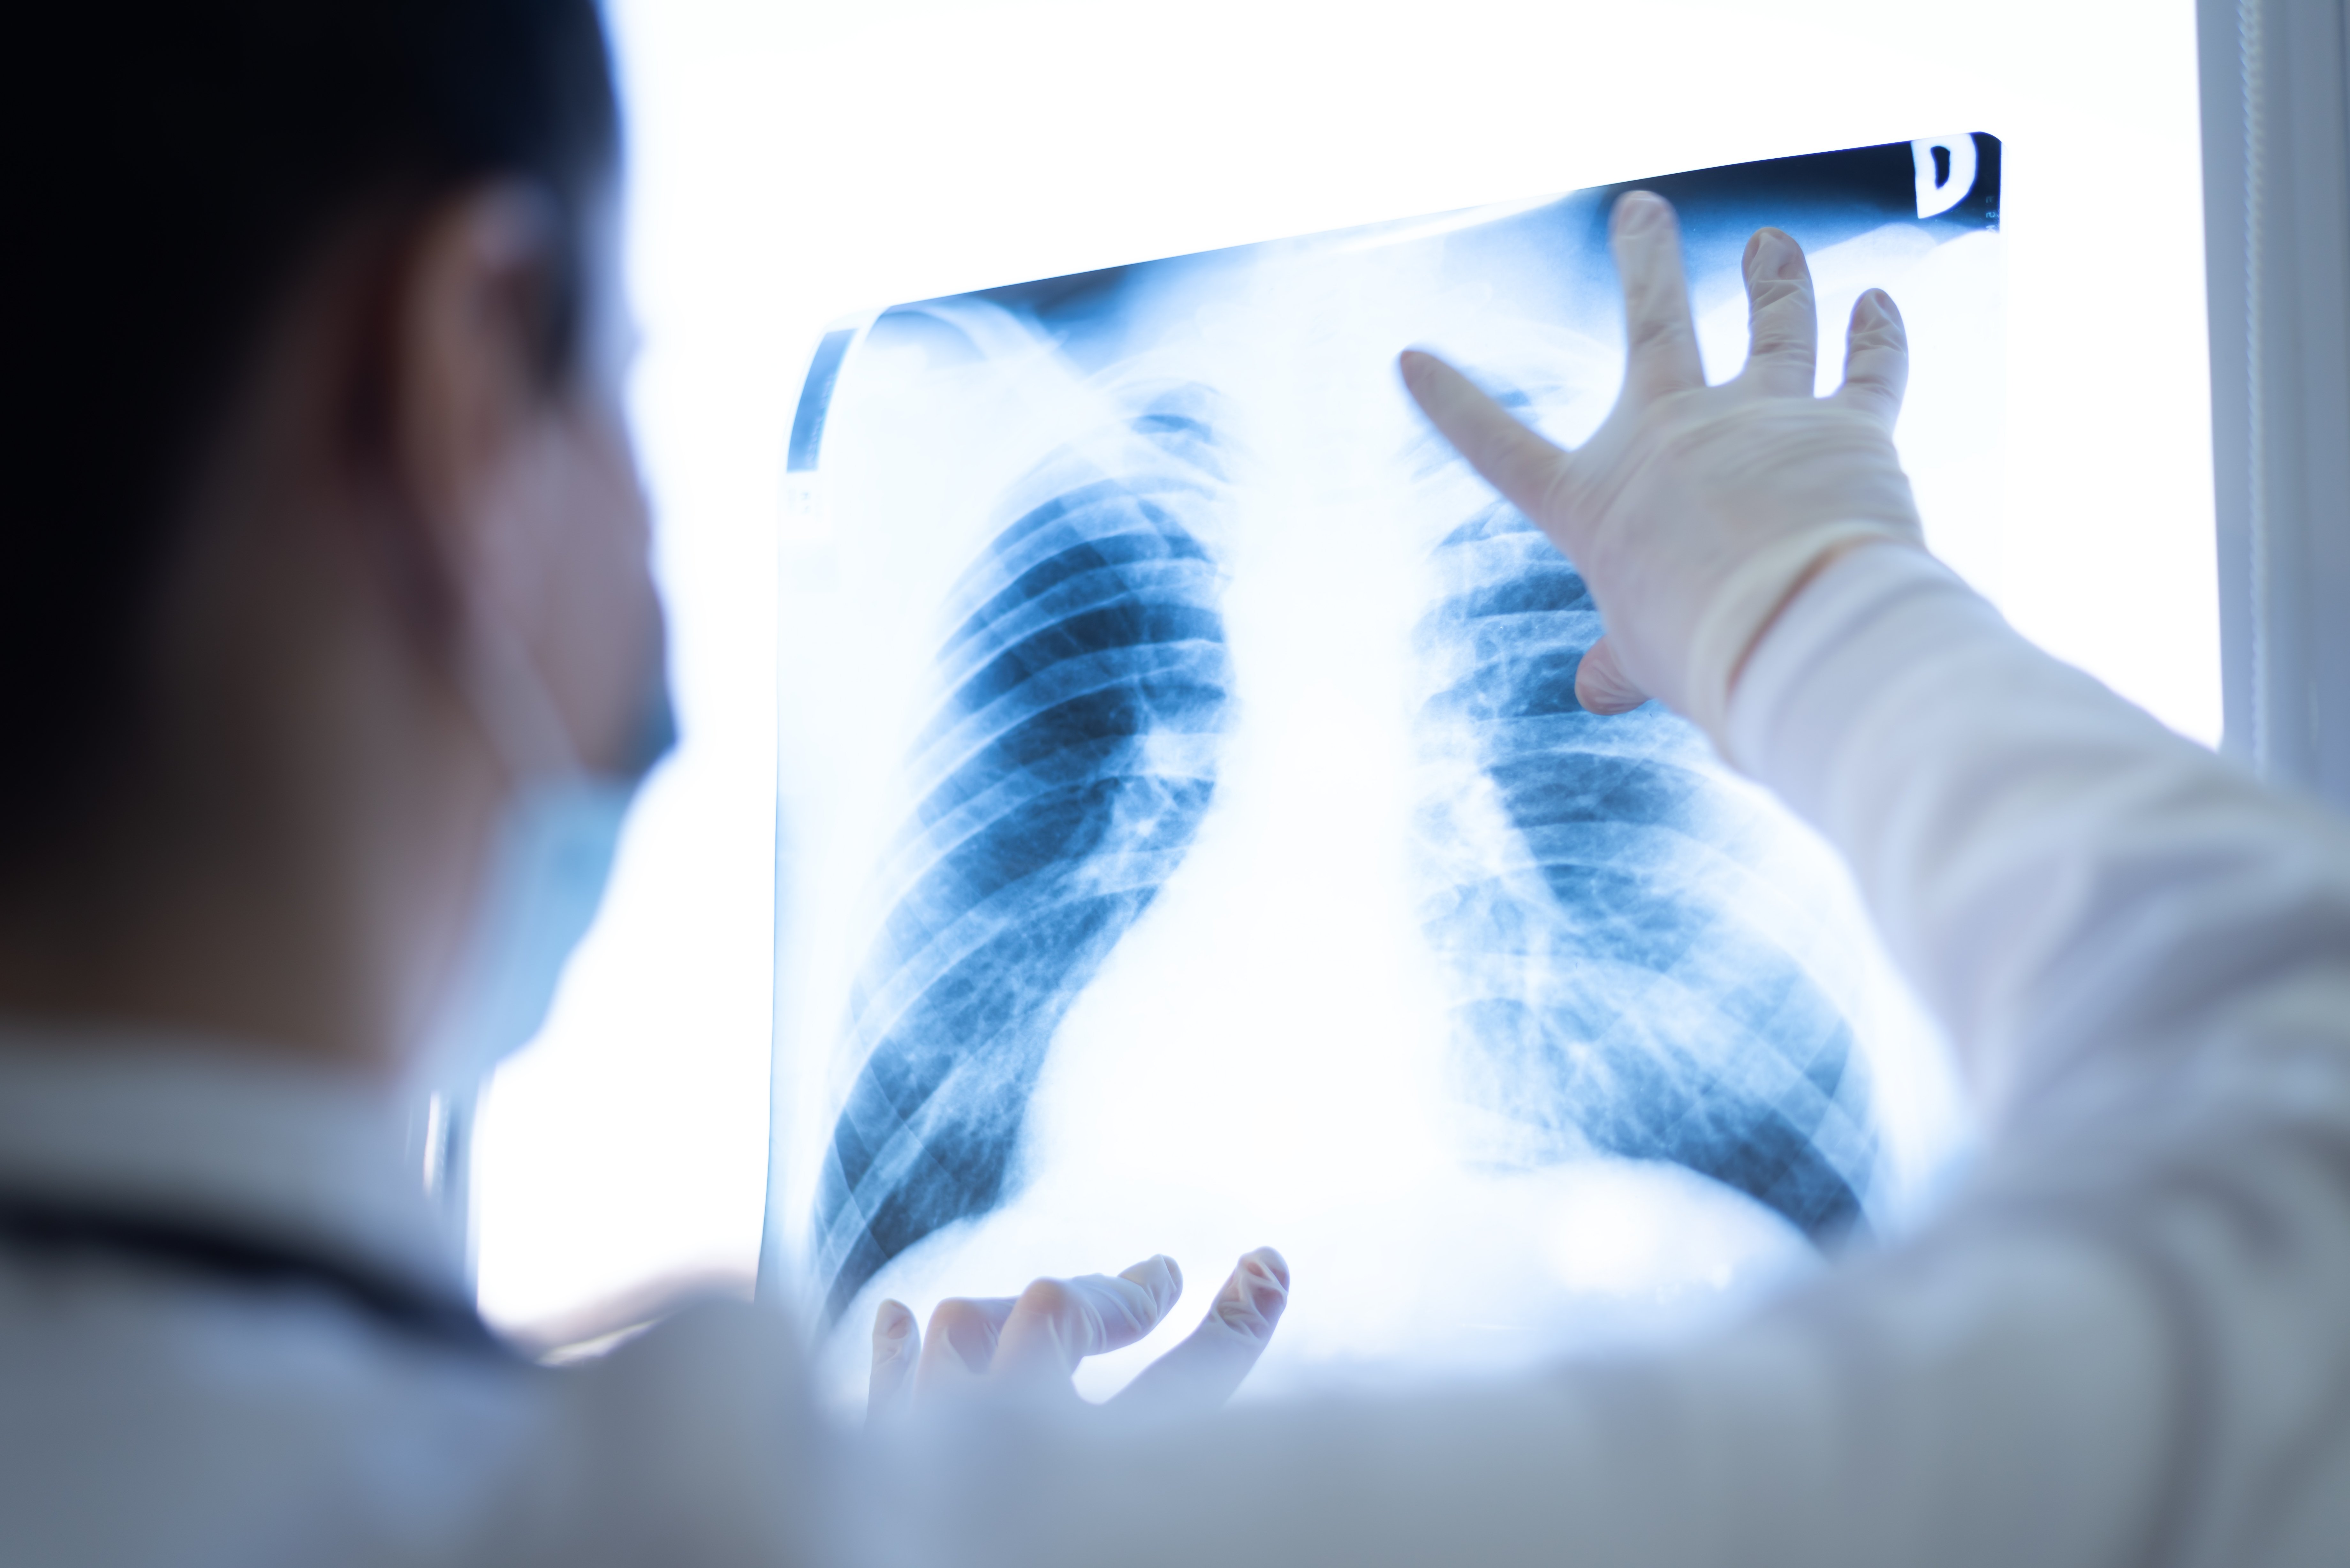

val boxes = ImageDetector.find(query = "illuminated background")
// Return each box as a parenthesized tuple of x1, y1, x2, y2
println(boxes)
(470, 0, 2215, 1377)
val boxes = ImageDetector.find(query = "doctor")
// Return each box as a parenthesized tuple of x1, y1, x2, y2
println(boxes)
(6, 5, 2348, 1567)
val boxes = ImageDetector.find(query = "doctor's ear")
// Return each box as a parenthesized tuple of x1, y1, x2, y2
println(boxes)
(369, 183, 590, 637)
(364, 178, 661, 784)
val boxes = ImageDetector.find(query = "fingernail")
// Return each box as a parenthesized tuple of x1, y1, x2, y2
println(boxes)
(1749, 227, 1799, 278)
(1614, 192, 1663, 234)
(1222, 1260, 1289, 1338)
(1248, 1246, 1291, 1291)
(1122, 1254, 1182, 1310)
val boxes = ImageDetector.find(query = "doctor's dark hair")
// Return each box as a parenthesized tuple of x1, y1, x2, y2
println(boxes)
(0, 1, 619, 874)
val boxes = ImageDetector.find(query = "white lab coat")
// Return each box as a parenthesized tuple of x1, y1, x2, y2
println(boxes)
(4, 543, 2346, 1565)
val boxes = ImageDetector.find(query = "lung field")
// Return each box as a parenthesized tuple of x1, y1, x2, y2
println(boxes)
(1415, 504, 1874, 1244)
(813, 426, 1233, 1327)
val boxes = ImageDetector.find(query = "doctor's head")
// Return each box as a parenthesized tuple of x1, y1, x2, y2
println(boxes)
(1, 2, 663, 1075)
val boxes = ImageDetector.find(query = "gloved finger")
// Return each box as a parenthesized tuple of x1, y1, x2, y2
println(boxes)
(990, 1255, 1184, 1387)
(1574, 635, 1649, 714)
(1737, 227, 1818, 398)
(866, 1298, 919, 1426)
(1611, 191, 1705, 403)
(912, 1294, 1017, 1396)
(1833, 289, 1909, 429)
(1113, 1247, 1290, 1413)
(1399, 351, 1572, 524)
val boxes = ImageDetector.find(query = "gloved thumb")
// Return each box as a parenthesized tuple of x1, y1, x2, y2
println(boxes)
(1574, 636, 1648, 714)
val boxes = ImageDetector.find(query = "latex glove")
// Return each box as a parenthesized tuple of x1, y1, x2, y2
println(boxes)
(865, 1247, 1290, 1422)
(1400, 191, 1923, 739)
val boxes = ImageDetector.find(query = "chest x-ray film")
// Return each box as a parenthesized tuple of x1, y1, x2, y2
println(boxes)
(774, 136, 2002, 1405)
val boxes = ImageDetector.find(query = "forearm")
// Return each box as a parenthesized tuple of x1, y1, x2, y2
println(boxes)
(1725, 543, 2350, 1120)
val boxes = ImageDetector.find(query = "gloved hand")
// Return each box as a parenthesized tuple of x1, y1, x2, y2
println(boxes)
(1401, 191, 1923, 739)
(865, 1248, 1290, 1421)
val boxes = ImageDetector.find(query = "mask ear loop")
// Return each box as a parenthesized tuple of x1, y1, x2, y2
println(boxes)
(411, 607, 582, 1074)
(409, 612, 603, 1250)
(456, 604, 587, 789)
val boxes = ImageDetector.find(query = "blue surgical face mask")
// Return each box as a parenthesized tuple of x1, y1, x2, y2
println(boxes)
(413, 663, 677, 1098)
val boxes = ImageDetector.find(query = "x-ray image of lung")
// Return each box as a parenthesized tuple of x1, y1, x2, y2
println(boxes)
(772, 137, 2001, 1407)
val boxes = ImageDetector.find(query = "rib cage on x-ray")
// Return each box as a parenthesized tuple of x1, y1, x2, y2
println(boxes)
(813, 392, 1234, 1324)
(1414, 504, 1874, 1240)
(785, 138, 1999, 1360)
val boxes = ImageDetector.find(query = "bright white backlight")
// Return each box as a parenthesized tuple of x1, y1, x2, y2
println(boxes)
(469, 1, 2216, 1386)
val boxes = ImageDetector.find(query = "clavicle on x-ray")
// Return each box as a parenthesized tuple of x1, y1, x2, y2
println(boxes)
(774, 136, 2003, 1406)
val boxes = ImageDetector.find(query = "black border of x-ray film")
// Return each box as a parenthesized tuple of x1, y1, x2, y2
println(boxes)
(785, 133, 2000, 474)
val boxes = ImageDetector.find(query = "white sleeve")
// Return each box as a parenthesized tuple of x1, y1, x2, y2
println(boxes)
(817, 542, 2350, 1568)
(1724, 543, 2350, 1127)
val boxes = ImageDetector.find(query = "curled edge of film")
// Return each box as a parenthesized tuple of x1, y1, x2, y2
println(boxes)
(782, 315, 873, 548)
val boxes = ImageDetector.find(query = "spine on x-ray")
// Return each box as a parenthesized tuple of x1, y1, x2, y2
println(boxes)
(1414, 504, 1876, 1243)
(813, 392, 1234, 1325)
